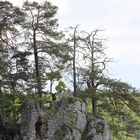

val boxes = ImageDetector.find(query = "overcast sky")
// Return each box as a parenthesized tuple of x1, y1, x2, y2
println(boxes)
(9, 0, 140, 88)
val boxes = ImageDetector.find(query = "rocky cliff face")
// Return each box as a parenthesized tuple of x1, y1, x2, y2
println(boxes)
(86, 116, 112, 140)
(41, 97, 87, 140)
(18, 97, 112, 140)
(20, 101, 40, 140)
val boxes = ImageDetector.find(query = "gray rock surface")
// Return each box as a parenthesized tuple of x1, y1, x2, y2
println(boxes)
(41, 97, 87, 140)
(86, 116, 112, 140)
(19, 97, 112, 140)
(20, 100, 40, 140)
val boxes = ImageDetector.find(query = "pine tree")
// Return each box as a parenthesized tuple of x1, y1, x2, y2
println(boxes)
(0, 0, 24, 125)
(21, 1, 70, 97)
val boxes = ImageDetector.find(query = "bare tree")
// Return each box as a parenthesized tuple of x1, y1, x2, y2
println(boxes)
(83, 30, 111, 114)
(66, 25, 84, 95)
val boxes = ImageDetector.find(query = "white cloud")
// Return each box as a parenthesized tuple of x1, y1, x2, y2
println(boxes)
(49, 0, 70, 16)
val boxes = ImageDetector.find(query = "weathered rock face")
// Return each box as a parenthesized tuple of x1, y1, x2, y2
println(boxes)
(19, 97, 112, 140)
(20, 101, 40, 140)
(86, 116, 112, 140)
(41, 97, 87, 140)
(134, 130, 140, 140)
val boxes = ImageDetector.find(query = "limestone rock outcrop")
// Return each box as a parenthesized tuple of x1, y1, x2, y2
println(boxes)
(18, 97, 112, 140)
(20, 101, 40, 140)
(86, 116, 112, 140)
(41, 97, 87, 140)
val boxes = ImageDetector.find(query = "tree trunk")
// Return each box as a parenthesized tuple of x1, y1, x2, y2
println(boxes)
(73, 27, 77, 95)
(73, 40, 77, 94)
(52, 94, 56, 101)
(0, 108, 4, 131)
(33, 29, 42, 97)
(91, 35, 96, 114)
(92, 89, 96, 114)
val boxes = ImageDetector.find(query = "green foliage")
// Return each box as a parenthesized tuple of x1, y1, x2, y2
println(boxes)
(69, 77, 140, 139)
(55, 81, 66, 93)
(86, 98, 92, 113)
(84, 80, 140, 140)
(0, 92, 53, 124)
(1, 93, 24, 123)
(46, 70, 61, 81)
